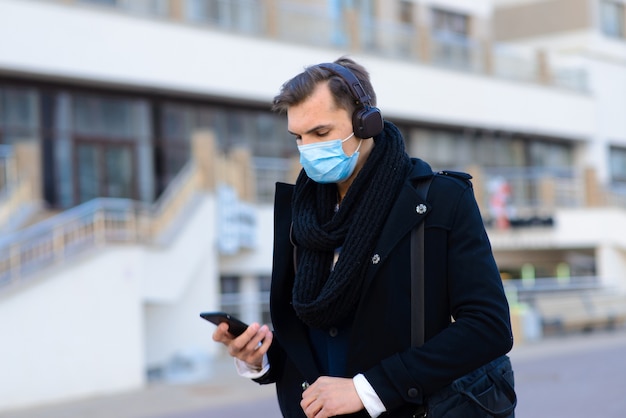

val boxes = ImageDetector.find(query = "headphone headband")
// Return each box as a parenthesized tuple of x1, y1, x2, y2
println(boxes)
(318, 62, 373, 107)
(318, 62, 384, 139)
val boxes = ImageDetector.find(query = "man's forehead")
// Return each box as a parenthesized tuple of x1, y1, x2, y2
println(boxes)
(287, 93, 347, 134)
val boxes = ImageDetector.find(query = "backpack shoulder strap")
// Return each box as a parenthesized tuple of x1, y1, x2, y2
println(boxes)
(411, 175, 433, 348)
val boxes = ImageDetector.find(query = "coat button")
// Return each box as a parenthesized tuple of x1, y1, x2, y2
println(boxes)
(416, 204, 427, 214)
(371, 254, 380, 264)
(407, 388, 419, 398)
(301, 381, 310, 390)
(329, 327, 339, 337)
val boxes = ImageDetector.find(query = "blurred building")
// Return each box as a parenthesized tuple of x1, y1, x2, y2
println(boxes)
(0, 0, 625, 411)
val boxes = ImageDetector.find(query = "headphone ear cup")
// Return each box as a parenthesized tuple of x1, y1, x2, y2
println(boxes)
(353, 106, 384, 139)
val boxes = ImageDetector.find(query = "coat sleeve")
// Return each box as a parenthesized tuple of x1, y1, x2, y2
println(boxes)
(363, 181, 514, 412)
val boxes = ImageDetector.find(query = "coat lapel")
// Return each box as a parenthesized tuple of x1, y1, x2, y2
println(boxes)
(362, 180, 431, 289)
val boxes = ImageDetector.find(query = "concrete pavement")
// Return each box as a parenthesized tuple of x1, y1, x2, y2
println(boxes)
(2, 327, 626, 418)
(0, 357, 277, 418)
(510, 327, 626, 417)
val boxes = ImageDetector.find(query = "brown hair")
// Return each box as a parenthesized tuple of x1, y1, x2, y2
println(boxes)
(272, 56, 377, 115)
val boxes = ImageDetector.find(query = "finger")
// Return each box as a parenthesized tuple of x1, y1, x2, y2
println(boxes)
(229, 323, 259, 351)
(240, 326, 273, 365)
(230, 324, 274, 361)
(212, 322, 232, 343)
(248, 325, 271, 351)
(301, 396, 322, 418)
(236, 321, 259, 341)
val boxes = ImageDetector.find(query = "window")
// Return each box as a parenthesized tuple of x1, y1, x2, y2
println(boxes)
(73, 94, 137, 139)
(430, 8, 477, 70)
(159, 103, 195, 190)
(220, 275, 242, 318)
(610, 146, 626, 184)
(0, 86, 40, 144)
(68, 94, 150, 205)
(600, 0, 625, 38)
(432, 8, 469, 36)
(75, 141, 136, 203)
(528, 140, 573, 168)
(408, 126, 572, 171)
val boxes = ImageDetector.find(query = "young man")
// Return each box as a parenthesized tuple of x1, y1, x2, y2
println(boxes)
(213, 57, 513, 418)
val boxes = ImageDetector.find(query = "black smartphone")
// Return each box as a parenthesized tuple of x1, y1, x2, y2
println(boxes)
(200, 311, 249, 337)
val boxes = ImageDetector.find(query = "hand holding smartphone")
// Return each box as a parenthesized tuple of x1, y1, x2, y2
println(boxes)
(200, 311, 249, 337)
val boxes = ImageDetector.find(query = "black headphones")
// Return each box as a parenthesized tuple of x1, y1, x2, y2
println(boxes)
(318, 62, 384, 139)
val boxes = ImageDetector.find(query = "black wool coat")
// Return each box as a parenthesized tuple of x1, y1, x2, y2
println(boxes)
(256, 158, 514, 418)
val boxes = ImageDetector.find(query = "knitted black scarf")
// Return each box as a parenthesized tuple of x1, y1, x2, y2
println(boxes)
(291, 121, 412, 329)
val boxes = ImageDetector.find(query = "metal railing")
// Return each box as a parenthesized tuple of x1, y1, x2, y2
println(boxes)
(184, 0, 266, 35)
(252, 156, 293, 204)
(430, 31, 484, 73)
(360, 19, 418, 60)
(479, 166, 586, 220)
(506, 276, 604, 296)
(0, 161, 200, 290)
(505, 276, 626, 335)
(491, 45, 538, 83)
(275, 2, 337, 47)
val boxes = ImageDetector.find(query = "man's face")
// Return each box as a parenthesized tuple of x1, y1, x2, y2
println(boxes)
(287, 82, 360, 156)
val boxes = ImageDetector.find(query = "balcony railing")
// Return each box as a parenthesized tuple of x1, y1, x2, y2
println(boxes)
(45, 0, 589, 93)
(185, 0, 265, 35)
(276, 2, 337, 47)
(491, 45, 538, 83)
(505, 276, 626, 335)
(360, 19, 418, 60)
(0, 197, 141, 287)
(252, 156, 294, 204)
(430, 31, 484, 73)
(479, 166, 584, 217)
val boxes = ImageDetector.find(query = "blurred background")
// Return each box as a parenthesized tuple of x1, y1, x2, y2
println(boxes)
(1, 0, 626, 414)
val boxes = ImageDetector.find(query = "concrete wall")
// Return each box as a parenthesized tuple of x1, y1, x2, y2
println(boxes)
(493, 0, 592, 41)
(0, 248, 145, 411)
(142, 194, 222, 367)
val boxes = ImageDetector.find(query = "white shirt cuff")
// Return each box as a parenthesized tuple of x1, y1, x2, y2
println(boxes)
(353, 373, 386, 417)
(234, 355, 270, 379)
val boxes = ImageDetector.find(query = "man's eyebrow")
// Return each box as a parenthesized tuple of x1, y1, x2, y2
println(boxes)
(288, 124, 332, 136)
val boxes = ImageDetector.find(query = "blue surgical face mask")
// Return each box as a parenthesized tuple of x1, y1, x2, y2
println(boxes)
(297, 133, 362, 184)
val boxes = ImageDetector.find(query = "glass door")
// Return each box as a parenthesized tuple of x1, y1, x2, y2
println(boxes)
(75, 140, 136, 204)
